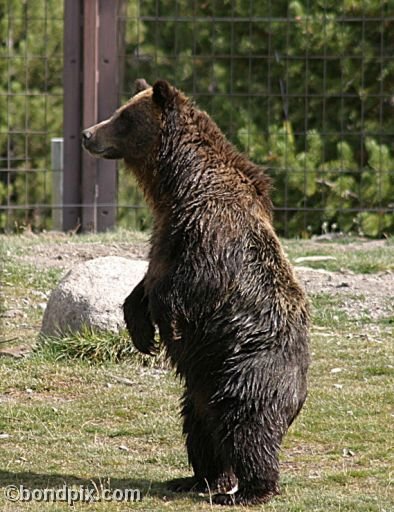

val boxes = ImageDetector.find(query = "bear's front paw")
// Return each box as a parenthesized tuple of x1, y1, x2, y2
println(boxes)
(130, 323, 157, 355)
(123, 282, 156, 355)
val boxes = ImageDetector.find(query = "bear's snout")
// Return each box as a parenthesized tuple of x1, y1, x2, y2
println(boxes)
(81, 128, 96, 153)
(82, 129, 93, 142)
(81, 123, 122, 160)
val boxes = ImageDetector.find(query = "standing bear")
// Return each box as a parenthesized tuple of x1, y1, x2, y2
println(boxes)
(82, 79, 310, 506)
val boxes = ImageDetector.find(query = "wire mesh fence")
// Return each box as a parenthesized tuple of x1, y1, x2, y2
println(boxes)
(1, 1, 393, 237)
(0, 0, 64, 231)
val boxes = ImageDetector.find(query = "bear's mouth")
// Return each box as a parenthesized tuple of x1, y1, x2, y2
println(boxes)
(82, 142, 121, 160)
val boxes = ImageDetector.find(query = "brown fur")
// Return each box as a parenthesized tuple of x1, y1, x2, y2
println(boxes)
(82, 79, 309, 506)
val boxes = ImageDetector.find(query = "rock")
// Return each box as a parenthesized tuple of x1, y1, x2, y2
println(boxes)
(40, 256, 148, 337)
(1, 309, 23, 318)
(0, 346, 30, 359)
(294, 255, 337, 263)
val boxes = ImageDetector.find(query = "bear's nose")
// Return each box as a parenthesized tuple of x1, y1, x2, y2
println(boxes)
(82, 129, 93, 141)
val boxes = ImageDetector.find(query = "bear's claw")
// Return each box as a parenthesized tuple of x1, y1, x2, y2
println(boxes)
(212, 484, 280, 506)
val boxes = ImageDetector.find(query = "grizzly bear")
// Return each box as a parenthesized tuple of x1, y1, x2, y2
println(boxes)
(82, 79, 310, 506)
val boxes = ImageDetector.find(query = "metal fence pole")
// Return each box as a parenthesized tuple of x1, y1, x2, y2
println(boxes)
(51, 138, 64, 231)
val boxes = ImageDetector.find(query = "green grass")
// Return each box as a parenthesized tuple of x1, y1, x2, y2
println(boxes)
(283, 238, 394, 273)
(36, 328, 167, 366)
(0, 260, 63, 348)
(0, 228, 148, 251)
(0, 233, 393, 510)
(310, 293, 351, 328)
(0, 326, 392, 511)
(1, 231, 392, 274)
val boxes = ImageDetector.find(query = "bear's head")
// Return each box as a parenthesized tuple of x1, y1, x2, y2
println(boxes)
(82, 78, 272, 217)
(82, 79, 175, 166)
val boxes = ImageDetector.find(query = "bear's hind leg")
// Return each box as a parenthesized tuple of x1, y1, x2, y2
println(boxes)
(167, 394, 238, 494)
(212, 415, 282, 506)
(166, 414, 219, 493)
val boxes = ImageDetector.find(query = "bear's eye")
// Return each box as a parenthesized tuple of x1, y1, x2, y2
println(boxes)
(115, 110, 134, 135)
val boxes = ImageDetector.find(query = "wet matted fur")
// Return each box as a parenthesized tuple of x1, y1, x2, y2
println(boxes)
(82, 79, 310, 506)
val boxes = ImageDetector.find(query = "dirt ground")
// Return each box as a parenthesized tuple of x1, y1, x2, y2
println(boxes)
(14, 235, 393, 325)
(298, 266, 392, 321)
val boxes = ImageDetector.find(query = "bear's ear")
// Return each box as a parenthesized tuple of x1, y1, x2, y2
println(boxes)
(152, 80, 174, 108)
(134, 78, 150, 94)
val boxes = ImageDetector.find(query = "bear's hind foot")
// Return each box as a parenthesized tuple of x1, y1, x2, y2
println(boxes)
(212, 481, 280, 506)
(167, 472, 238, 496)
(166, 476, 207, 493)
(210, 472, 238, 495)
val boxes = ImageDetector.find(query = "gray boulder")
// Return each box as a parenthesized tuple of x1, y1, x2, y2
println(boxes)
(40, 256, 148, 337)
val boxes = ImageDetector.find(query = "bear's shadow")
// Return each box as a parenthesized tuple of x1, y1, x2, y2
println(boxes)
(0, 470, 203, 504)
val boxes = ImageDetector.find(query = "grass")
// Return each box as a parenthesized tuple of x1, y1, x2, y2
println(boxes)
(0, 261, 62, 348)
(0, 227, 148, 252)
(36, 328, 167, 366)
(0, 229, 146, 348)
(0, 232, 393, 511)
(283, 238, 394, 273)
(1, 230, 392, 274)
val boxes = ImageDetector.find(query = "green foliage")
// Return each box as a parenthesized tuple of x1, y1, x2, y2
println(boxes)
(117, 166, 152, 231)
(122, 0, 394, 237)
(1, 0, 393, 236)
(0, 0, 63, 230)
(238, 126, 394, 236)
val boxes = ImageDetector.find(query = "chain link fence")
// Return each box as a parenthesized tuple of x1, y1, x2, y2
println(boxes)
(1, 1, 393, 237)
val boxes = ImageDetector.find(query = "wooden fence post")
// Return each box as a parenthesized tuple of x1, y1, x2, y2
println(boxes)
(63, 0, 83, 231)
(97, 0, 119, 231)
(63, 0, 119, 233)
(81, 0, 99, 232)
